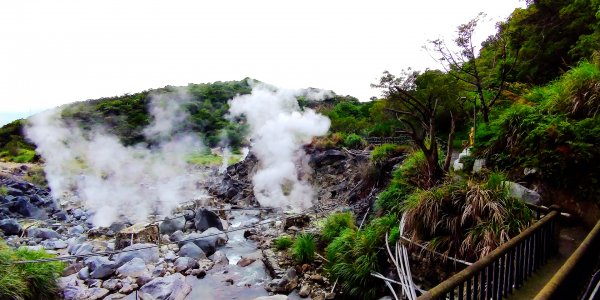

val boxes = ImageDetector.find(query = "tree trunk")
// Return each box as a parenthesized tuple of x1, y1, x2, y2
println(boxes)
(443, 115, 456, 172)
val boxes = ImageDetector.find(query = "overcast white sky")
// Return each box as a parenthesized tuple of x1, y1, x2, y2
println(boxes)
(0, 0, 525, 125)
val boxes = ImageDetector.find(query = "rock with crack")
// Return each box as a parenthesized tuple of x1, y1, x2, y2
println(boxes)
(139, 273, 192, 300)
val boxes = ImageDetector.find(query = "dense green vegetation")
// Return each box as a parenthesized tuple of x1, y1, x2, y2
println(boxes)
(0, 243, 65, 300)
(0, 120, 37, 163)
(292, 233, 316, 263)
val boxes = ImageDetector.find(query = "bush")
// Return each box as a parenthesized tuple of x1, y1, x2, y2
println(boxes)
(0, 242, 65, 300)
(292, 233, 315, 263)
(370, 144, 404, 165)
(321, 212, 356, 243)
(273, 236, 293, 251)
(343, 134, 366, 149)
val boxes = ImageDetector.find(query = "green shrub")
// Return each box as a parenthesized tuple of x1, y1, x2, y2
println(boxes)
(370, 144, 404, 165)
(321, 212, 356, 243)
(292, 233, 315, 263)
(0, 186, 7, 196)
(343, 134, 366, 149)
(273, 236, 293, 250)
(0, 242, 65, 300)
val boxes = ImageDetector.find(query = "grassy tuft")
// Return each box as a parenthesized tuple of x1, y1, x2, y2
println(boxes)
(292, 233, 316, 263)
(273, 236, 293, 251)
(320, 212, 356, 243)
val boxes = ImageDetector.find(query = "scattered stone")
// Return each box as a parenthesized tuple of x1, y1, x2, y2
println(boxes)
(209, 250, 229, 266)
(253, 295, 289, 300)
(88, 287, 109, 300)
(298, 284, 311, 298)
(191, 269, 206, 278)
(164, 250, 177, 262)
(78, 267, 90, 280)
(68, 225, 85, 235)
(0, 219, 21, 235)
(174, 257, 198, 273)
(178, 242, 206, 260)
(282, 214, 310, 230)
(159, 216, 186, 235)
(102, 278, 122, 291)
(170, 230, 184, 243)
(179, 227, 227, 256)
(63, 262, 84, 277)
(85, 256, 117, 279)
(237, 257, 256, 267)
(10, 197, 47, 219)
(41, 239, 68, 250)
(116, 257, 148, 278)
(139, 273, 191, 300)
(194, 208, 224, 231)
(27, 227, 61, 240)
(114, 243, 159, 267)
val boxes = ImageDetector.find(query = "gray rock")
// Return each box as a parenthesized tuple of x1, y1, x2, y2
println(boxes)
(164, 250, 177, 262)
(27, 227, 61, 240)
(170, 230, 184, 242)
(85, 256, 117, 279)
(102, 278, 122, 291)
(209, 250, 229, 266)
(73, 243, 94, 256)
(88, 287, 110, 300)
(0, 219, 21, 235)
(68, 225, 85, 235)
(298, 284, 311, 298)
(174, 257, 198, 273)
(194, 209, 224, 232)
(139, 273, 192, 300)
(183, 209, 195, 221)
(78, 267, 90, 280)
(159, 216, 186, 235)
(41, 239, 68, 250)
(63, 262, 84, 277)
(10, 197, 47, 219)
(178, 242, 206, 260)
(253, 296, 289, 300)
(506, 181, 542, 205)
(116, 257, 148, 278)
(114, 243, 159, 267)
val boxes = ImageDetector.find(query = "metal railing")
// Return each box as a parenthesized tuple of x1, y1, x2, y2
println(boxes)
(534, 218, 600, 300)
(365, 136, 411, 145)
(418, 209, 559, 300)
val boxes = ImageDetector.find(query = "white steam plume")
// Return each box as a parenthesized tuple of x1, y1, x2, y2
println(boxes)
(228, 84, 331, 211)
(26, 89, 206, 227)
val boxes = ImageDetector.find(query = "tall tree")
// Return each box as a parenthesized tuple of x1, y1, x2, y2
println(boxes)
(372, 69, 460, 187)
(429, 14, 519, 124)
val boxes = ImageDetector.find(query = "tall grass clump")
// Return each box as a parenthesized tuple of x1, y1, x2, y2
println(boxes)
(273, 236, 293, 251)
(0, 243, 65, 300)
(325, 215, 397, 299)
(292, 233, 316, 263)
(320, 212, 356, 243)
(343, 133, 367, 149)
(370, 143, 404, 166)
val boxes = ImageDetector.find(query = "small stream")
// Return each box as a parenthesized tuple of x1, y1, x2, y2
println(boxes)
(184, 210, 271, 300)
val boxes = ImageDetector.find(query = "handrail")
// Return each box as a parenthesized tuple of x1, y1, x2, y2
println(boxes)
(534, 219, 600, 300)
(418, 210, 559, 300)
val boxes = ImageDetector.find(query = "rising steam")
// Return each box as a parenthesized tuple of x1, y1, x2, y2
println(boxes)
(228, 84, 331, 211)
(25, 89, 207, 227)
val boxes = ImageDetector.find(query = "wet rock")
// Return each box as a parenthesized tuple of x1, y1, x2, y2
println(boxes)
(237, 257, 256, 267)
(178, 242, 206, 260)
(159, 216, 186, 235)
(114, 243, 159, 267)
(209, 250, 229, 266)
(27, 227, 61, 240)
(194, 208, 224, 231)
(0, 219, 21, 235)
(116, 257, 148, 278)
(139, 273, 191, 300)
(179, 227, 227, 256)
(174, 257, 198, 273)
(85, 256, 117, 279)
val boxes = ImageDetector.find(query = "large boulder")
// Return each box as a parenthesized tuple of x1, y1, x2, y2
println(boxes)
(309, 149, 346, 167)
(113, 243, 159, 267)
(10, 197, 47, 219)
(179, 227, 227, 256)
(159, 216, 186, 234)
(84, 256, 116, 279)
(506, 181, 542, 205)
(27, 227, 61, 240)
(0, 219, 21, 235)
(116, 257, 148, 278)
(178, 242, 206, 260)
(194, 209, 223, 232)
(139, 273, 191, 300)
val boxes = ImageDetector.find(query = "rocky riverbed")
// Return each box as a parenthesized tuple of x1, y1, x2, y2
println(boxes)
(0, 147, 378, 300)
